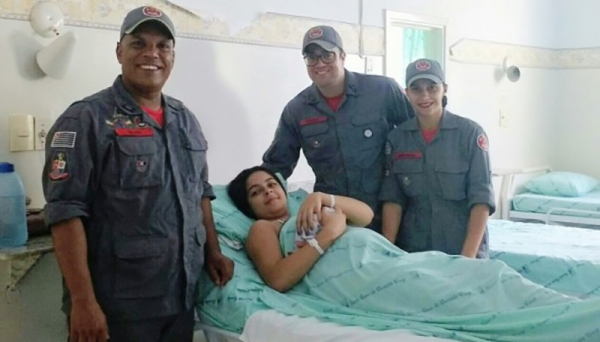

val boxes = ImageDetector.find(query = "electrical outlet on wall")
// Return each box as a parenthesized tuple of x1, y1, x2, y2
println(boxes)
(34, 117, 54, 150)
(498, 94, 510, 127)
(499, 109, 510, 127)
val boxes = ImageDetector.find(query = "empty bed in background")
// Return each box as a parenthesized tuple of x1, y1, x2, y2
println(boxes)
(500, 166, 600, 228)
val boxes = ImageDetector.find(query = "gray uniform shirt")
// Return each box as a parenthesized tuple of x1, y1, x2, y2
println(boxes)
(379, 111, 495, 258)
(42, 76, 214, 321)
(262, 70, 413, 229)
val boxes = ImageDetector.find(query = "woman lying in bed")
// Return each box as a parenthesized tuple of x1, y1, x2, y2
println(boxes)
(226, 166, 600, 342)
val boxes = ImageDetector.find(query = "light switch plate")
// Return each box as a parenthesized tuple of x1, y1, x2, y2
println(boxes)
(9, 115, 35, 152)
(34, 117, 54, 150)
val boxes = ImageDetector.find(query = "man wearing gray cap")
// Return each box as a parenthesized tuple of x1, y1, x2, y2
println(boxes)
(262, 25, 414, 232)
(42, 6, 233, 342)
(380, 58, 494, 259)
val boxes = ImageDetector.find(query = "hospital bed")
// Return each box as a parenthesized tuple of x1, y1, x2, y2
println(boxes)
(488, 219, 600, 299)
(196, 176, 600, 342)
(499, 166, 600, 228)
(197, 220, 600, 342)
(196, 180, 460, 342)
(199, 312, 458, 342)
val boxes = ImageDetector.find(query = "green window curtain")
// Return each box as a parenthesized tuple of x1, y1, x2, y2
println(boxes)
(402, 28, 427, 64)
(400, 27, 439, 87)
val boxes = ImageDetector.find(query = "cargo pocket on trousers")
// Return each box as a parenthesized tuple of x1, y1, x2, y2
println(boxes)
(113, 237, 169, 299)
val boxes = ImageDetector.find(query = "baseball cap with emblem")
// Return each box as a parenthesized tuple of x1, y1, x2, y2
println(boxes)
(405, 58, 445, 87)
(302, 25, 343, 53)
(120, 6, 176, 42)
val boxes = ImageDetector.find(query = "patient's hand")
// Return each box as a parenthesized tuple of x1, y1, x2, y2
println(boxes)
(296, 192, 327, 234)
(319, 207, 347, 241)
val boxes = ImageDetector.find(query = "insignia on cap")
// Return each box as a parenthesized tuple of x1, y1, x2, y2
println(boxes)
(143, 6, 162, 17)
(309, 27, 323, 39)
(415, 60, 431, 71)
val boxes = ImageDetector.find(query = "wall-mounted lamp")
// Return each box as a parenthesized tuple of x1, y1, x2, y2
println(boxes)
(28, 2, 76, 79)
(502, 57, 521, 83)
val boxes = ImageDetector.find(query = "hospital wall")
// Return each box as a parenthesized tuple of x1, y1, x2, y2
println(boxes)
(551, 0, 600, 179)
(0, 0, 576, 341)
(0, 0, 563, 209)
(553, 68, 600, 179)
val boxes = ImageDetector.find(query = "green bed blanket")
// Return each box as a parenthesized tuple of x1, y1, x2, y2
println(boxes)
(196, 189, 600, 341)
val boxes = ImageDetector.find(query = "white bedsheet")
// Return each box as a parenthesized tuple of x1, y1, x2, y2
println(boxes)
(512, 190, 600, 217)
(489, 219, 600, 262)
(239, 310, 457, 342)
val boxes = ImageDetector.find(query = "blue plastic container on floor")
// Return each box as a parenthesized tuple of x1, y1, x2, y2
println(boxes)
(0, 162, 28, 248)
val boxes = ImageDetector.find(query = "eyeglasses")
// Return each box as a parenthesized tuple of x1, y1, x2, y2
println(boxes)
(303, 51, 337, 66)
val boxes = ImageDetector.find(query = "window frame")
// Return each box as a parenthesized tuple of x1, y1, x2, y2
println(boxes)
(384, 10, 448, 87)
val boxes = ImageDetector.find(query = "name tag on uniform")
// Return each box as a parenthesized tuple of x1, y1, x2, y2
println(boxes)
(300, 116, 328, 126)
(115, 128, 154, 137)
(394, 151, 422, 160)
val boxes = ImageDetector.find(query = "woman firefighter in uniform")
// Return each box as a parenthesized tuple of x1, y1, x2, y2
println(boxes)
(380, 59, 494, 259)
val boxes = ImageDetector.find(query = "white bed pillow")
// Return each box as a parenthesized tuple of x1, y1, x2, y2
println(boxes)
(524, 171, 599, 197)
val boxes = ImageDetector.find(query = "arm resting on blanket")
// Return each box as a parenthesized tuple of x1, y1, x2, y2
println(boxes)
(246, 194, 360, 292)
(247, 207, 348, 293)
(296, 193, 373, 231)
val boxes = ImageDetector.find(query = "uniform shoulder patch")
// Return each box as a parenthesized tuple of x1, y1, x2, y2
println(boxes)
(51, 132, 77, 148)
(49, 151, 70, 181)
(477, 133, 489, 151)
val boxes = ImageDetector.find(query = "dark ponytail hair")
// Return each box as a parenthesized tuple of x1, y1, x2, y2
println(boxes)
(227, 166, 286, 219)
(442, 95, 448, 108)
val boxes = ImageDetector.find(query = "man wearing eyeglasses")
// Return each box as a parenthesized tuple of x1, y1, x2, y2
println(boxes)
(262, 25, 414, 232)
